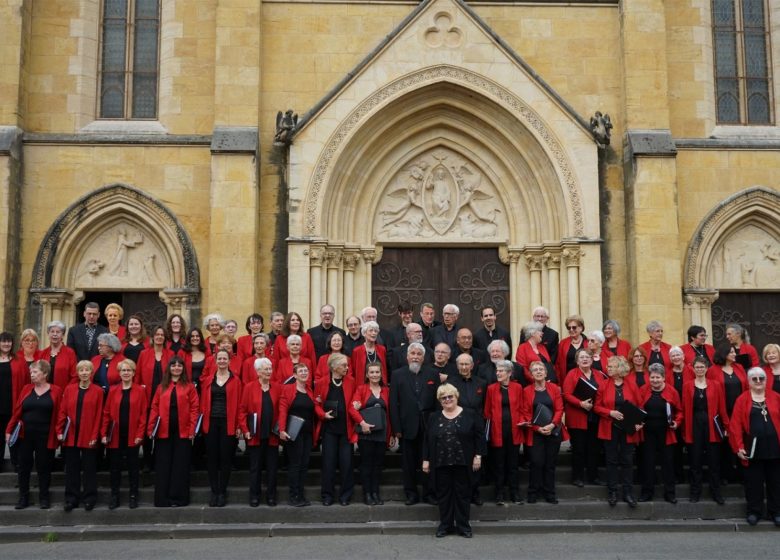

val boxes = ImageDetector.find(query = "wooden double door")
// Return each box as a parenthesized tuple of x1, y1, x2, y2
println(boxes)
(77, 291, 169, 330)
(371, 247, 510, 333)
(711, 291, 780, 354)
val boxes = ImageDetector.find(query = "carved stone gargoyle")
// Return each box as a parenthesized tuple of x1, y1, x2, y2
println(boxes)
(274, 109, 298, 147)
(590, 111, 613, 148)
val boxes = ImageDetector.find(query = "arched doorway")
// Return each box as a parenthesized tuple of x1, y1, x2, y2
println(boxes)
(27, 184, 201, 341)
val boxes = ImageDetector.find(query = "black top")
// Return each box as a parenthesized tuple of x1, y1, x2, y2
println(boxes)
(168, 386, 179, 439)
(259, 389, 273, 439)
(191, 359, 205, 388)
(289, 391, 314, 434)
(323, 383, 346, 435)
(307, 324, 347, 360)
(472, 326, 512, 352)
(123, 342, 145, 364)
(119, 387, 131, 444)
(648, 349, 665, 366)
(423, 408, 486, 471)
(693, 386, 708, 418)
(0, 361, 12, 415)
(721, 371, 742, 414)
(565, 342, 582, 376)
(434, 414, 466, 467)
(633, 370, 646, 388)
(152, 360, 164, 404)
(614, 384, 625, 408)
(359, 394, 387, 442)
(773, 375, 780, 394)
(73, 387, 87, 443)
(169, 339, 183, 355)
(645, 390, 667, 430)
(750, 402, 780, 460)
(95, 359, 110, 391)
(500, 385, 513, 441)
(21, 389, 53, 434)
(670, 369, 685, 397)
(210, 377, 228, 419)
(430, 361, 457, 384)
(449, 375, 486, 413)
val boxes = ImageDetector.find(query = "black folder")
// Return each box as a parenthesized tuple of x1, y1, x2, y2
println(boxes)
(573, 377, 598, 401)
(249, 413, 258, 438)
(356, 405, 385, 433)
(713, 414, 725, 439)
(324, 400, 340, 418)
(532, 403, 561, 437)
(150, 416, 161, 439)
(8, 422, 21, 447)
(734, 354, 752, 371)
(615, 401, 647, 434)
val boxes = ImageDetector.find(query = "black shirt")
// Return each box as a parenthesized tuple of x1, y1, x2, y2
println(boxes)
(168, 386, 179, 439)
(323, 382, 346, 435)
(259, 389, 273, 439)
(721, 371, 742, 414)
(693, 386, 708, 418)
(73, 386, 87, 444)
(434, 414, 466, 467)
(210, 377, 228, 419)
(123, 342, 145, 364)
(645, 390, 668, 430)
(0, 361, 12, 415)
(289, 391, 314, 434)
(21, 389, 53, 433)
(191, 359, 205, 388)
(750, 402, 780, 460)
(359, 394, 387, 442)
(119, 387, 131, 444)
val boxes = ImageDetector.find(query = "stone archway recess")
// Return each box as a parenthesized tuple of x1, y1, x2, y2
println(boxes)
(683, 186, 780, 335)
(27, 184, 201, 340)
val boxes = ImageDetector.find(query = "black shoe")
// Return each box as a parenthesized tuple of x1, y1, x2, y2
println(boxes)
(495, 493, 505, 506)
(209, 493, 218, 507)
(339, 498, 350, 506)
(459, 527, 473, 538)
(364, 494, 375, 506)
(372, 494, 384, 505)
(471, 495, 483, 506)
(624, 494, 637, 508)
(607, 492, 618, 507)
(216, 494, 226, 507)
(129, 496, 138, 509)
(109, 495, 119, 510)
(322, 496, 334, 506)
(436, 525, 449, 538)
(39, 498, 50, 510)
(510, 493, 524, 505)
(63, 502, 75, 512)
(746, 514, 759, 526)
(424, 495, 438, 506)
(527, 495, 537, 504)
(545, 496, 559, 504)
(713, 493, 725, 505)
(664, 494, 678, 504)
(267, 498, 277, 507)
(15, 495, 29, 510)
(638, 494, 653, 502)
(84, 502, 95, 511)
(405, 496, 419, 506)
(572, 479, 585, 488)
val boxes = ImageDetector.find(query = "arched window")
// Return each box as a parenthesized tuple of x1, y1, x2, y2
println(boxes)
(98, 0, 160, 119)
(712, 0, 773, 124)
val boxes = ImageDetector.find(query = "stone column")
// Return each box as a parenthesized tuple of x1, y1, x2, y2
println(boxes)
(544, 252, 562, 332)
(683, 290, 719, 336)
(325, 248, 342, 311)
(160, 288, 201, 330)
(30, 290, 75, 346)
(525, 254, 543, 313)
(308, 245, 326, 327)
(359, 248, 381, 313)
(342, 251, 361, 322)
(562, 247, 581, 319)
(500, 247, 522, 349)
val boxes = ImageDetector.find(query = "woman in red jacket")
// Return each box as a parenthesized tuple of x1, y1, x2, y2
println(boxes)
(595, 355, 643, 507)
(725, 323, 760, 369)
(602, 320, 632, 358)
(272, 312, 317, 368)
(521, 361, 566, 503)
(637, 363, 682, 503)
(274, 334, 314, 386)
(763, 343, 780, 394)
(40, 321, 77, 390)
(137, 326, 175, 406)
(121, 314, 149, 365)
(682, 356, 728, 504)
(516, 322, 555, 383)
(666, 345, 692, 484)
(236, 313, 265, 363)
(241, 333, 270, 384)
(315, 331, 348, 385)
(555, 314, 586, 382)
(0, 332, 28, 473)
(91, 333, 125, 394)
(200, 349, 243, 507)
(315, 353, 362, 505)
(148, 355, 200, 507)
(57, 360, 104, 511)
(563, 348, 606, 487)
(352, 362, 394, 505)
(278, 363, 332, 506)
(238, 356, 279, 507)
(5, 360, 62, 509)
(627, 346, 649, 389)
(483, 359, 524, 504)
(638, 320, 671, 368)
(681, 325, 715, 367)
(729, 367, 780, 526)
(101, 359, 147, 509)
(17, 328, 40, 367)
(183, 327, 209, 390)
(165, 314, 188, 357)
(350, 321, 387, 387)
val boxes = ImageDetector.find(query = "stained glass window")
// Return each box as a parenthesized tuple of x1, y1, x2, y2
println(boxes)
(98, 0, 160, 119)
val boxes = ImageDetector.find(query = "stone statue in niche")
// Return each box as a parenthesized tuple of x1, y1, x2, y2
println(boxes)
(707, 224, 778, 289)
(590, 111, 613, 147)
(107, 227, 144, 276)
(377, 149, 505, 241)
(274, 110, 298, 146)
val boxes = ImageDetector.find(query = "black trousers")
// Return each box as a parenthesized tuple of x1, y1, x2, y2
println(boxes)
(63, 446, 98, 506)
(528, 433, 561, 499)
(570, 421, 601, 482)
(672, 428, 686, 482)
(604, 428, 634, 495)
(490, 443, 519, 497)
(286, 431, 312, 501)
(247, 440, 279, 501)
(401, 433, 431, 499)
(358, 439, 386, 496)
(154, 435, 192, 507)
(689, 416, 720, 496)
(744, 457, 780, 518)
(640, 426, 675, 497)
(435, 465, 471, 532)
(719, 434, 741, 482)
(109, 445, 140, 497)
(205, 418, 236, 495)
(321, 430, 354, 501)
(17, 430, 53, 499)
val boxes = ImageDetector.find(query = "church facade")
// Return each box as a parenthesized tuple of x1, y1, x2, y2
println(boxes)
(0, 0, 778, 349)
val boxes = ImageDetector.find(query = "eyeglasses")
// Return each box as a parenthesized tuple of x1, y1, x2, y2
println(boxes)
(567, 325, 578, 331)
(439, 395, 455, 402)
(750, 376, 766, 383)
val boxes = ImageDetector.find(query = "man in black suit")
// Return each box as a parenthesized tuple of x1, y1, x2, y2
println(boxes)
(450, 328, 488, 370)
(430, 343, 458, 384)
(429, 304, 460, 353)
(387, 301, 415, 350)
(518, 306, 560, 364)
(473, 306, 513, 351)
(388, 322, 431, 373)
(416, 302, 440, 344)
(67, 302, 109, 361)
(477, 340, 526, 386)
(307, 304, 346, 360)
(390, 342, 440, 505)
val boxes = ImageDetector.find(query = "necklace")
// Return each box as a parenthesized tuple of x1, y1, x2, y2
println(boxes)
(753, 400, 768, 422)
(332, 377, 343, 387)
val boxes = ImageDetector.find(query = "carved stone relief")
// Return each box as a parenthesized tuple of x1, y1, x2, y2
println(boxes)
(707, 224, 778, 289)
(75, 223, 169, 289)
(375, 148, 507, 241)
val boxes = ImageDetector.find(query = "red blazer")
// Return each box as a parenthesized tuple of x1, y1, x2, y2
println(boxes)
(6, 383, 63, 449)
(199, 373, 243, 435)
(15, 349, 40, 363)
(273, 356, 314, 387)
(101, 384, 147, 448)
(201, 353, 243, 381)
(734, 343, 760, 368)
(137, 347, 176, 402)
(350, 344, 387, 386)
(606, 338, 633, 358)
(638, 384, 682, 445)
(352, 384, 392, 445)
(238, 381, 280, 446)
(3, 357, 30, 414)
(236, 334, 262, 363)
(562, 368, 606, 430)
(681, 343, 715, 366)
(483, 382, 525, 447)
(272, 333, 317, 369)
(313, 374, 362, 444)
(520, 382, 567, 444)
(594, 378, 642, 443)
(515, 341, 551, 372)
(91, 353, 126, 389)
(109, 326, 127, 340)
(277, 383, 327, 446)
(706, 364, 748, 410)
(638, 340, 672, 368)
(555, 336, 585, 381)
(56, 383, 104, 448)
(729, 390, 780, 457)
(40, 345, 78, 389)
(665, 365, 695, 391)
(681, 380, 729, 444)
(241, 355, 265, 385)
(147, 382, 200, 439)
(183, 351, 208, 382)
